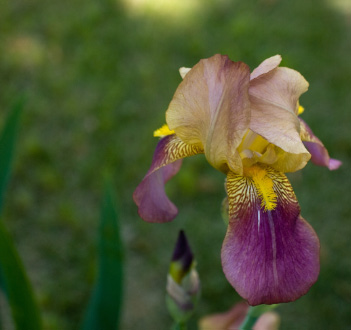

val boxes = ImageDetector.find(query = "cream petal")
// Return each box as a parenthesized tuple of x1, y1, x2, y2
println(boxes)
(179, 67, 191, 79)
(250, 55, 282, 80)
(166, 54, 251, 174)
(250, 67, 309, 114)
(249, 67, 310, 164)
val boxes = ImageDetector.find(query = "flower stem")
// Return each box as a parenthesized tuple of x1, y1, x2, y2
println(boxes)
(239, 307, 259, 330)
(239, 304, 278, 330)
(171, 321, 187, 330)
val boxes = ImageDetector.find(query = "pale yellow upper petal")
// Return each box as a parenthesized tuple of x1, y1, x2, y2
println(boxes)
(250, 55, 282, 80)
(179, 67, 191, 79)
(249, 66, 310, 168)
(239, 129, 310, 173)
(166, 54, 251, 174)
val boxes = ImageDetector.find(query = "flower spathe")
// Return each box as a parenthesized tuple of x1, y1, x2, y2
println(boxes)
(133, 54, 341, 305)
(166, 231, 200, 323)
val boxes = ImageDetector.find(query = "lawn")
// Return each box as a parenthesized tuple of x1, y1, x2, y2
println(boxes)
(1, 0, 351, 328)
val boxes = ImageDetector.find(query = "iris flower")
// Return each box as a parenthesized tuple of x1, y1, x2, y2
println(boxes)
(199, 301, 280, 330)
(133, 54, 341, 305)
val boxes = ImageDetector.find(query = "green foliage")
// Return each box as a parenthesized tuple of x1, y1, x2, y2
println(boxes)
(0, 99, 23, 212)
(0, 100, 42, 330)
(0, 0, 350, 329)
(81, 183, 123, 330)
(0, 221, 42, 330)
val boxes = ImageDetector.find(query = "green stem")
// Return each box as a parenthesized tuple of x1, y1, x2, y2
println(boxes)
(171, 321, 187, 330)
(239, 307, 258, 330)
(239, 304, 279, 330)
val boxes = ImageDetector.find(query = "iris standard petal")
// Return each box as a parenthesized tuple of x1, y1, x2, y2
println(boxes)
(221, 166, 320, 305)
(250, 55, 282, 80)
(179, 67, 191, 79)
(238, 130, 310, 173)
(249, 67, 310, 165)
(166, 54, 251, 174)
(299, 118, 342, 170)
(133, 134, 203, 222)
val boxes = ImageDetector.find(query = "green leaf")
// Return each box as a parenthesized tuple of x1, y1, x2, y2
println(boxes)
(81, 183, 123, 330)
(0, 98, 41, 329)
(0, 98, 23, 212)
(0, 220, 42, 330)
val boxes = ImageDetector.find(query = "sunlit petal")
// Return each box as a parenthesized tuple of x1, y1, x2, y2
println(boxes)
(222, 166, 320, 305)
(166, 54, 251, 174)
(299, 118, 342, 170)
(133, 135, 203, 222)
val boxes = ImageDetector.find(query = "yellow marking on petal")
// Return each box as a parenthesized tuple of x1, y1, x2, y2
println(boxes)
(298, 105, 305, 115)
(238, 130, 270, 156)
(244, 165, 277, 211)
(153, 124, 175, 137)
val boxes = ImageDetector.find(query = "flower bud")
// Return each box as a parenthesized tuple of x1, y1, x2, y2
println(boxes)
(166, 230, 200, 324)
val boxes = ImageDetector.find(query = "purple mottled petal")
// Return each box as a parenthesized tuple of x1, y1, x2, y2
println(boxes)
(133, 135, 203, 222)
(222, 167, 320, 305)
(300, 118, 342, 170)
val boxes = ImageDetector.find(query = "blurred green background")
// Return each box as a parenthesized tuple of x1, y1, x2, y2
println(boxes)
(1, 0, 350, 328)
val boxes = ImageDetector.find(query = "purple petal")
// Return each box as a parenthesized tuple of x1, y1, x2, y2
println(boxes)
(133, 160, 182, 223)
(299, 118, 342, 170)
(222, 167, 320, 305)
(133, 135, 203, 222)
(172, 230, 194, 271)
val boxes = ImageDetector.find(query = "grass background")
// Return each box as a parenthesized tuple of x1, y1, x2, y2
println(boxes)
(1, 0, 351, 328)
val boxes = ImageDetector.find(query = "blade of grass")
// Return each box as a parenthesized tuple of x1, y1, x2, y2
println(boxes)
(0, 220, 42, 330)
(81, 183, 123, 330)
(0, 98, 24, 213)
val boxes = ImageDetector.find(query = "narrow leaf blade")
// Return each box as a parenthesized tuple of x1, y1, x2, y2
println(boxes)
(81, 184, 123, 330)
(0, 221, 42, 330)
(0, 98, 23, 212)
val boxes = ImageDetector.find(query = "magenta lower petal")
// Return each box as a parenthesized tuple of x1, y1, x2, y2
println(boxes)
(299, 118, 342, 170)
(134, 160, 182, 222)
(222, 168, 320, 305)
(133, 135, 203, 222)
(303, 141, 342, 170)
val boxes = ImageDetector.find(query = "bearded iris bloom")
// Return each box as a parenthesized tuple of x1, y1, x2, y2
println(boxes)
(133, 54, 341, 305)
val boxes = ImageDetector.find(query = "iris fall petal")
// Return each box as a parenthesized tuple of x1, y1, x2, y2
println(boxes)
(133, 135, 203, 222)
(222, 166, 320, 305)
(299, 118, 342, 170)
